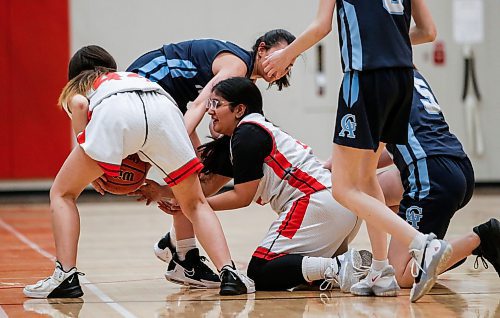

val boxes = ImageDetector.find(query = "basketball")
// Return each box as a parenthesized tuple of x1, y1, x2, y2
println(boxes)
(104, 153, 148, 195)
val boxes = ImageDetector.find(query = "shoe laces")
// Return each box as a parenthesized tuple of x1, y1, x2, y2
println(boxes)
(410, 248, 425, 278)
(474, 255, 489, 270)
(353, 263, 371, 279)
(319, 267, 339, 291)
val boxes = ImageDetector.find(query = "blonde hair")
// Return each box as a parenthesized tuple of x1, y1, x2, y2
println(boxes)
(58, 67, 113, 110)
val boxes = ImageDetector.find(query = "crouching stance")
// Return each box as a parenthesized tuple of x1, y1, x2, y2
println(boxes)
(24, 69, 254, 298)
(151, 77, 371, 291)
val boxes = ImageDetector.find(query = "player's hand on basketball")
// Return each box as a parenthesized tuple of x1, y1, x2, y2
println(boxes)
(158, 199, 181, 215)
(91, 175, 108, 195)
(129, 179, 164, 205)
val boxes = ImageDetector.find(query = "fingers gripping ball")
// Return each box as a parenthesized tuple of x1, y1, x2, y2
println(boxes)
(105, 154, 148, 195)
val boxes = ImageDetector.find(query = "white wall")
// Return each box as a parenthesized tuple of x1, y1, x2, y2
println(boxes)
(71, 0, 500, 181)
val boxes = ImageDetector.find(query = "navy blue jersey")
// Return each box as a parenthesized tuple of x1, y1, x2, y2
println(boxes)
(387, 70, 467, 171)
(127, 39, 253, 113)
(336, 0, 413, 71)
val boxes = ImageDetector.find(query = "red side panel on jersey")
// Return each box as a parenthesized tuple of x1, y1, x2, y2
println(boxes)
(0, 0, 71, 179)
(277, 195, 310, 239)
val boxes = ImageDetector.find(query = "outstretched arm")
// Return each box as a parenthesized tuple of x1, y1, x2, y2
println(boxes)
(183, 53, 248, 136)
(263, 0, 336, 79)
(207, 179, 260, 211)
(410, 0, 436, 45)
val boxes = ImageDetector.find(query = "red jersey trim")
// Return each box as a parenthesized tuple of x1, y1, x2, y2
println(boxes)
(252, 247, 288, 261)
(97, 161, 120, 177)
(277, 195, 310, 239)
(164, 158, 204, 187)
(76, 130, 86, 144)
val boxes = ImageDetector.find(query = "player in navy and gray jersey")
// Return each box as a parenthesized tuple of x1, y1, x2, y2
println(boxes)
(127, 39, 254, 115)
(336, 0, 413, 72)
(263, 0, 449, 301)
(379, 69, 499, 287)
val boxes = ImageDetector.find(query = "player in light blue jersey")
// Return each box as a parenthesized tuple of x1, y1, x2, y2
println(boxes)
(262, 0, 446, 302)
(378, 70, 499, 285)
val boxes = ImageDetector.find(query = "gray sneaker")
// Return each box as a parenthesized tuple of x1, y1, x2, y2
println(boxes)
(410, 234, 452, 302)
(319, 249, 372, 293)
(350, 265, 400, 297)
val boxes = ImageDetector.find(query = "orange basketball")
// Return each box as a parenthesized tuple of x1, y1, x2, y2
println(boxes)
(105, 154, 148, 195)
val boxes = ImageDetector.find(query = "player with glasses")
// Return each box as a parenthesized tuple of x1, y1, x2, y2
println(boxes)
(67, 29, 297, 290)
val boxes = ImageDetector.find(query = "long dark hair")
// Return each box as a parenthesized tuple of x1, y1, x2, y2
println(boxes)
(68, 45, 117, 80)
(199, 77, 264, 174)
(252, 29, 295, 91)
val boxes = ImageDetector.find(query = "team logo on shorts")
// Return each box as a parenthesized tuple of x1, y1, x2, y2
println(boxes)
(339, 114, 357, 138)
(406, 206, 423, 229)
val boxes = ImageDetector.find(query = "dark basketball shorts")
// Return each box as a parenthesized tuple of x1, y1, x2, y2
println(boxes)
(334, 68, 414, 151)
(398, 156, 475, 239)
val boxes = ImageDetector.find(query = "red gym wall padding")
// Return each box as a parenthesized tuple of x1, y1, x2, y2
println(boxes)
(0, 0, 72, 179)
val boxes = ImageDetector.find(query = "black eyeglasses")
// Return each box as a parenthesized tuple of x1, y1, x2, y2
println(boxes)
(207, 98, 233, 110)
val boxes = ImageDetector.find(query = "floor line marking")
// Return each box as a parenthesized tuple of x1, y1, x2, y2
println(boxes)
(0, 218, 137, 318)
(0, 305, 8, 318)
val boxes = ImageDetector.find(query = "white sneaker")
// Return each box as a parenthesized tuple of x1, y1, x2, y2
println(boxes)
(24, 261, 84, 299)
(319, 249, 371, 293)
(154, 232, 176, 263)
(350, 265, 400, 297)
(410, 233, 452, 302)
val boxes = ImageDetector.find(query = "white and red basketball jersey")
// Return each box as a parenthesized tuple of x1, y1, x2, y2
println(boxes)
(235, 113, 332, 212)
(87, 72, 176, 110)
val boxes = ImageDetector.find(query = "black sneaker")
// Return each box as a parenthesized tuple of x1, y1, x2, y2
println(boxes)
(154, 232, 176, 263)
(472, 218, 500, 277)
(24, 261, 84, 298)
(165, 248, 221, 288)
(219, 262, 255, 295)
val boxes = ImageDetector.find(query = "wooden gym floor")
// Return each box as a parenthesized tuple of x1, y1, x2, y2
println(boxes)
(0, 192, 498, 317)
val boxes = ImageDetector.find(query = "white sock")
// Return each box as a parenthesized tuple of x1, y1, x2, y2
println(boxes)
(372, 259, 389, 271)
(301, 257, 338, 282)
(169, 226, 177, 248)
(409, 233, 427, 251)
(176, 238, 197, 261)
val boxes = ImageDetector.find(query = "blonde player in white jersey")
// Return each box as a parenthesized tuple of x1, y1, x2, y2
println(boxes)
(23, 69, 255, 298)
(144, 77, 370, 291)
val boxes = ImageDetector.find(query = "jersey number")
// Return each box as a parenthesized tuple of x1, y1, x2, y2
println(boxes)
(414, 78, 442, 115)
(382, 0, 405, 15)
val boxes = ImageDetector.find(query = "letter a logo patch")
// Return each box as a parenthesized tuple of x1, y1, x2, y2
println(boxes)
(339, 114, 357, 138)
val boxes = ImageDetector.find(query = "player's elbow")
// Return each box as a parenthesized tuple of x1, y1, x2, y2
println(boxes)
(424, 26, 437, 42)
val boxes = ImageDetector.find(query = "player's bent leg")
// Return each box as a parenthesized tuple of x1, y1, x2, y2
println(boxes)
(247, 255, 306, 291)
(409, 233, 452, 302)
